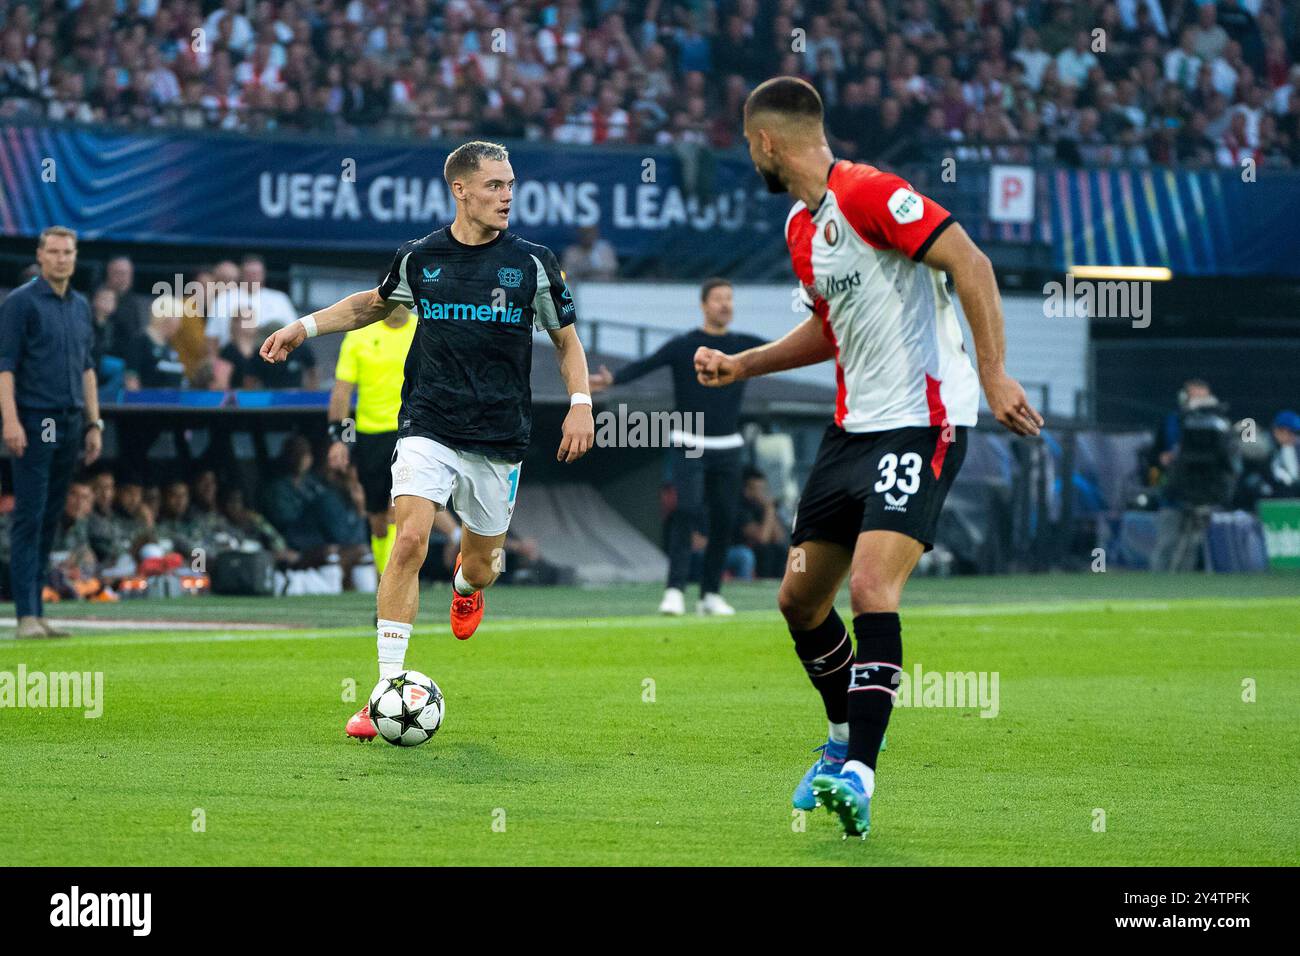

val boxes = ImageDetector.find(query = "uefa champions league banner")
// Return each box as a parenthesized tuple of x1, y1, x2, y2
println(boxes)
(0, 123, 792, 270)
(7, 122, 1300, 277)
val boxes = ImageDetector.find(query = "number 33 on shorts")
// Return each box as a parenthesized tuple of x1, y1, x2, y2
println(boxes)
(873, 452, 923, 499)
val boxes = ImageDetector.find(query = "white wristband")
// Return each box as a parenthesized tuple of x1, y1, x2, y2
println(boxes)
(299, 314, 319, 338)
(570, 392, 592, 407)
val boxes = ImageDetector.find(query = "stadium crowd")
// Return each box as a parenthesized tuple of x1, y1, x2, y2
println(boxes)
(0, 252, 318, 399)
(0, 445, 577, 601)
(0, 1, 1298, 168)
(0, 450, 788, 602)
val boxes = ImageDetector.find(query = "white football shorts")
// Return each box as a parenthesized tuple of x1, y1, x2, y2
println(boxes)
(389, 435, 521, 536)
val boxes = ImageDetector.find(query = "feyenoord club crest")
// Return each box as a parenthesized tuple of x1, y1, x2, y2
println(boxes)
(824, 220, 839, 246)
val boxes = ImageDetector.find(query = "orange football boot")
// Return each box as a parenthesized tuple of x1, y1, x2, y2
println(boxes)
(449, 552, 484, 640)
(345, 705, 377, 740)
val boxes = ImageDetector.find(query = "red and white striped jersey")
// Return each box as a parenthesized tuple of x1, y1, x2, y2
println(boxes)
(786, 160, 981, 432)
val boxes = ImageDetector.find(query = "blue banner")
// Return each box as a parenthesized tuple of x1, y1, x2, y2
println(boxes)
(5, 123, 1299, 278)
(0, 124, 792, 274)
(1048, 166, 1300, 278)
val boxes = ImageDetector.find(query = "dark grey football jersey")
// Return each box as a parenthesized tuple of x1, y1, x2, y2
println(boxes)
(378, 227, 576, 461)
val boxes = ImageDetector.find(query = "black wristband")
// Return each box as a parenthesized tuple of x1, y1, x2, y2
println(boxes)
(327, 422, 344, 443)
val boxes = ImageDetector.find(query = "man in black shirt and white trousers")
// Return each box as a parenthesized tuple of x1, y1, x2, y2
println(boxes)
(0, 226, 103, 638)
(590, 278, 765, 616)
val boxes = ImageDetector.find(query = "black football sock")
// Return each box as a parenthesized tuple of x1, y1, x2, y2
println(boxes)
(789, 607, 852, 726)
(846, 612, 902, 769)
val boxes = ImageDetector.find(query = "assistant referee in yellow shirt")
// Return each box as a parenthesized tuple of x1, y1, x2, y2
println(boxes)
(327, 306, 416, 574)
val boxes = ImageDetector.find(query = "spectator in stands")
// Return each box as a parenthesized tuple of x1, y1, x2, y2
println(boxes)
(1268, 410, 1300, 495)
(217, 313, 261, 388)
(112, 479, 155, 559)
(1166, 27, 1203, 91)
(50, 480, 104, 603)
(190, 469, 221, 527)
(733, 468, 790, 580)
(1014, 28, 1054, 92)
(87, 470, 120, 559)
(203, 0, 255, 58)
(85, 471, 143, 580)
(1056, 31, 1101, 90)
(123, 294, 187, 390)
(0, 0, 1295, 173)
(174, 268, 216, 386)
(260, 435, 368, 581)
(562, 225, 618, 282)
(218, 485, 298, 567)
(1216, 109, 1260, 168)
(54, 481, 95, 558)
(319, 456, 372, 559)
(155, 479, 224, 558)
(827, 81, 877, 159)
(103, 255, 150, 344)
(90, 285, 127, 402)
(1190, 3, 1230, 63)
(141, 483, 162, 520)
(205, 254, 297, 353)
(0, 28, 38, 101)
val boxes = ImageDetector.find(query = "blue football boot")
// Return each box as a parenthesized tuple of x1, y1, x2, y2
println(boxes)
(792, 738, 848, 811)
(811, 767, 871, 838)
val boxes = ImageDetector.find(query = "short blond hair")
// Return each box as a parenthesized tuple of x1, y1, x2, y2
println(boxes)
(37, 225, 77, 249)
(443, 141, 510, 186)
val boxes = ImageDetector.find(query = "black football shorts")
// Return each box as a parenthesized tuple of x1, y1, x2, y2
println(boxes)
(354, 430, 400, 515)
(791, 424, 968, 553)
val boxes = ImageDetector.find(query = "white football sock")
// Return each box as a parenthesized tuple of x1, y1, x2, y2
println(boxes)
(376, 618, 412, 679)
(828, 721, 850, 745)
(842, 759, 875, 797)
(453, 565, 477, 596)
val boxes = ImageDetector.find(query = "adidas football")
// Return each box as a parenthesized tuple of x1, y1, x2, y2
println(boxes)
(368, 671, 444, 747)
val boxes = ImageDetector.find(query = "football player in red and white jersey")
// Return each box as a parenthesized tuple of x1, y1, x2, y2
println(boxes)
(695, 77, 1043, 838)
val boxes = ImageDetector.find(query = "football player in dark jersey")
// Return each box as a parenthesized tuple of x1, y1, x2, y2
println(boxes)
(261, 141, 595, 740)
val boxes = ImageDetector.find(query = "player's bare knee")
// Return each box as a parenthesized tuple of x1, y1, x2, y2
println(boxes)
(849, 573, 900, 614)
(462, 554, 496, 590)
(390, 528, 429, 568)
(778, 585, 825, 630)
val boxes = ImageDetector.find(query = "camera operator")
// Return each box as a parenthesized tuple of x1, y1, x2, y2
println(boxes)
(1150, 384, 1240, 571)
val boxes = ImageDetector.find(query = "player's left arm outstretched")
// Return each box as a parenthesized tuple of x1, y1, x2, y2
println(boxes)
(919, 223, 1043, 437)
(263, 243, 415, 364)
(260, 288, 408, 363)
(549, 323, 595, 463)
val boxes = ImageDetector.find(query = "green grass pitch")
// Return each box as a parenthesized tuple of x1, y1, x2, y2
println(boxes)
(1, 574, 1297, 866)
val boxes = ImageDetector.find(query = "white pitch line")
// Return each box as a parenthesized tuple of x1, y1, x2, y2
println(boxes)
(0, 617, 289, 631)
(0, 595, 1295, 652)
